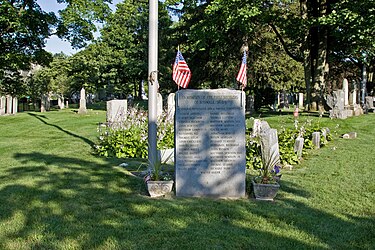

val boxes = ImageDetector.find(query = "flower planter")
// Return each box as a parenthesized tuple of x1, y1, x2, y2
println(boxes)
(146, 180, 174, 197)
(252, 180, 280, 201)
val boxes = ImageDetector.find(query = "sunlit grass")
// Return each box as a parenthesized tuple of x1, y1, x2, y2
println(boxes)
(0, 108, 374, 249)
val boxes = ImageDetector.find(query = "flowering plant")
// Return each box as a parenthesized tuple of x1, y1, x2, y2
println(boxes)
(253, 142, 282, 184)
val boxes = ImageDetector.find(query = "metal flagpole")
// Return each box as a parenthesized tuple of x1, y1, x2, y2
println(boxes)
(148, 0, 158, 171)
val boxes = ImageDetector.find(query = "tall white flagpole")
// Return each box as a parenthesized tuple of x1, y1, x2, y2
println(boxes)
(148, 0, 158, 171)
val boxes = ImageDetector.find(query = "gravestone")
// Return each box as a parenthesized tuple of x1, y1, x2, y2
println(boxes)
(329, 90, 347, 119)
(260, 128, 280, 168)
(252, 119, 262, 137)
(321, 127, 330, 141)
(312, 132, 320, 149)
(12, 97, 17, 114)
(294, 137, 304, 159)
(298, 93, 304, 109)
(78, 88, 87, 114)
(58, 95, 65, 109)
(175, 89, 246, 198)
(343, 78, 349, 106)
(0, 96, 5, 115)
(106, 99, 127, 127)
(365, 96, 374, 111)
(157, 93, 163, 117)
(65, 101, 69, 109)
(343, 132, 357, 139)
(6, 95, 12, 114)
(167, 93, 175, 120)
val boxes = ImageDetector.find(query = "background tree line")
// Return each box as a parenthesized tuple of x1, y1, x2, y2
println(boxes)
(1, 0, 374, 110)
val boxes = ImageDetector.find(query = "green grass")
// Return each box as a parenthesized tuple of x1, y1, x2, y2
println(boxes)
(0, 109, 374, 249)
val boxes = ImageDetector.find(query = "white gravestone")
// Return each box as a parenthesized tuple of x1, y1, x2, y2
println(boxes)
(298, 93, 304, 109)
(6, 95, 12, 114)
(12, 97, 17, 114)
(175, 89, 246, 198)
(0, 96, 5, 115)
(294, 137, 304, 159)
(78, 88, 87, 114)
(58, 95, 65, 109)
(106, 100, 127, 126)
(260, 128, 280, 168)
(167, 93, 175, 120)
(343, 78, 349, 106)
(312, 132, 320, 149)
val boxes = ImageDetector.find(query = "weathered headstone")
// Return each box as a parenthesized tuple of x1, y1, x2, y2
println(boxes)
(157, 93, 163, 117)
(252, 119, 262, 137)
(58, 95, 65, 109)
(167, 93, 175, 120)
(175, 89, 246, 198)
(260, 121, 271, 134)
(106, 99, 127, 126)
(294, 137, 304, 159)
(312, 132, 320, 149)
(6, 95, 12, 114)
(0, 96, 5, 115)
(343, 78, 349, 106)
(298, 93, 304, 109)
(260, 128, 280, 168)
(343, 132, 357, 139)
(65, 101, 69, 109)
(78, 88, 87, 114)
(365, 96, 374, 111)
(12, 97, 17, 114)
(329, 90, 347, 119)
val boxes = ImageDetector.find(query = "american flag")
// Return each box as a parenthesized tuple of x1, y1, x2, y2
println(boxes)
(236, 51, 247, 88)
(173, 50, 191, 88)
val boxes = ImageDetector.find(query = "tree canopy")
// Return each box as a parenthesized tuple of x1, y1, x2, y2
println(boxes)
(2, 0, 375, 110)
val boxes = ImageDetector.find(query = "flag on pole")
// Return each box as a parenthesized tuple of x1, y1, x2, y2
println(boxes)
(236, 51, 247, 88)
(173, 50, 191, 88)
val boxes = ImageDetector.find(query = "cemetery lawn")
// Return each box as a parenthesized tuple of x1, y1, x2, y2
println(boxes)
(0, 109, 374, 249)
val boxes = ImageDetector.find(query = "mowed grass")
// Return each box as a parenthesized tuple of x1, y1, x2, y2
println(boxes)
(0, 108, 374, 249)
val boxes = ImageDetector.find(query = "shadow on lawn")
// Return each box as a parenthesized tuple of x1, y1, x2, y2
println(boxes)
(1, 152, 373, 249)
(27, 112, 95, 146)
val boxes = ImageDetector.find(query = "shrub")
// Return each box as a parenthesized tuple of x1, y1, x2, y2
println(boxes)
(94, 107, 174, 159)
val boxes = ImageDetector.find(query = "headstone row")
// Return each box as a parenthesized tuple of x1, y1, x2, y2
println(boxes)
(0, 95, 18, 115)
(328, 78, 363, 119)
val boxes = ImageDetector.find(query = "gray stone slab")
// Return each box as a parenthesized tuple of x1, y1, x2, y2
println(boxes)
(106, 99, 127, 126)
(312, 132, 320, 149)
(0, 96, 5, 115)
(294, 137, 304, 159)
(260, 128, 280, 168)
(175, 89, 246, 198)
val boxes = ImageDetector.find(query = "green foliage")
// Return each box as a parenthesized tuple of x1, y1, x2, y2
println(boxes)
(246, 117, 333, 170)
(95, 106, 174, 159)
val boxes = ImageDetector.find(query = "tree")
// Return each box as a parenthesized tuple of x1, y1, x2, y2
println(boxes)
(0, 0, 112, 98)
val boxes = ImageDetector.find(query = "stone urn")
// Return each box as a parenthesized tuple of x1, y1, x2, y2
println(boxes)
(146, 180, 174, 197)
(252, 180, 280, 201)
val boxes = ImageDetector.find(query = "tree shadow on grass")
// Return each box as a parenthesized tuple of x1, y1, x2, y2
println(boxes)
(0, 152, 373, 249)
(27, 112, 95, 146)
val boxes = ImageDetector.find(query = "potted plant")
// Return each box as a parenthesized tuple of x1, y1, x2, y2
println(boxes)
(144, 156, 174, 198)
(252, 149, 282, 201)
